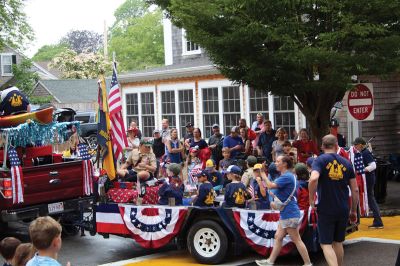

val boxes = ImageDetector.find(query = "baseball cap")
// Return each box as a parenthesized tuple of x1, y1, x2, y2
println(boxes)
(153, 129, 161, 134)
(186, 122, 193, 128)
(189, 146, 199, 153)
(253, 163, 263, 170)
(231, 126, 239, 133)
(353, 137, 366, 145)
(140, 138, 153, 146)
(167, 163, 181, 176)
(226, 165, 241, 175)
(195, 170, 210, 179)
(212, 124, 219, 129)
(205, 159, 215, 170)
(246, 155, 257, 165)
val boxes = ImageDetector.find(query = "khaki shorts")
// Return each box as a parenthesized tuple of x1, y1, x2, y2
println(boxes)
(279, 217, 300, 229)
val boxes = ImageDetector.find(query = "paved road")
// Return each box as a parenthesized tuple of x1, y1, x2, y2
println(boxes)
(2, 222, 399, 266)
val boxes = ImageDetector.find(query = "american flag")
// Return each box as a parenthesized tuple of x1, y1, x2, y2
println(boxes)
(350, 146, 369, 216)
(78, 143, 93, 195)
(188, 164, 202, 185)
(108, 61, 128, 160)
(247, 181, 255, 199)
(8, 147, 24, 203)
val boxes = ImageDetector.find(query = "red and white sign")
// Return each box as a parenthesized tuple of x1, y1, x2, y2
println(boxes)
(347, 83, 374, 121)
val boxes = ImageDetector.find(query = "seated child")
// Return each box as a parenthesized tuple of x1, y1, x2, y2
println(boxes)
(224, 165, 250, 208)
(193, 171, 215, 207)
(250, 164, 270, 210)
(158, 163, 184, 206)
(282, 140, 297, 164)
(219, 147, 234, 187)
(26, 216, 65, 266)
(204, 159, 223, 194)
(12, 243, 35, 266)
(295, 163, 310, 210)
(241, 155, 257, 187)
(0, 237, 21, 266)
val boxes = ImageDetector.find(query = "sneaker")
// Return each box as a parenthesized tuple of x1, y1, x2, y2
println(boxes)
(255, 259, 274, 266)
(368, 224, 384, 229)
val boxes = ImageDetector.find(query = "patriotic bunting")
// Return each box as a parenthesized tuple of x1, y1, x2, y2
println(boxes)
(232, 209, 306, 256)
(8, 147, 24, 203)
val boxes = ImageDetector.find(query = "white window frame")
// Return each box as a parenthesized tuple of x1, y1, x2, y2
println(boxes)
(158, 82, 196, 138)
(198, 80, 243, 136)
(181, 29, 201, 56)
(122, 85, 157, 137)
(1, 53, 13, 76)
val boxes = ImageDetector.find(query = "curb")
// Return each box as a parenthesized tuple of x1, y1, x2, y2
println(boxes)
(378, 209, 400, 216)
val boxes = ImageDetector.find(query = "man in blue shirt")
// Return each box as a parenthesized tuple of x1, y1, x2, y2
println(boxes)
(257, 120, 276, 162)
(354, 137, 383, 228)
(309, 134, 359, 266)
(222, 126, 243, 159)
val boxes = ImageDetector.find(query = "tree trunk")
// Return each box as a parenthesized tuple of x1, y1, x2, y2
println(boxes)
(291, 89, 345, 148)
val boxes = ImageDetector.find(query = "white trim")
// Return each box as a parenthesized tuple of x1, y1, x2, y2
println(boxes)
(1, 53, 14, 76)
(163, 17, 173, 65)
(218, 85, 224, 134)
(294, 101, 300, 133)
(240, 83, 245, 118)
(32, 62, 58, 79)
(181, 29, 201, 56)
(245, 85, 251, 124)
(268, 92, 274, 126)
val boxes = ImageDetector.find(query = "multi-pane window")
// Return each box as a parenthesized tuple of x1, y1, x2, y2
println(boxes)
(182, 29, 201, 55)
(161, 91, 176, 129)
(141, 92, 155, 137)
(179, 90, 194, 137)
(126, 93, 139, 127)
(223, 86, 241, 135)
(202, 87, 219, 138)
(185, 41, 200, 52)
(274, 96, 296, 139)
(249, 88, 269, 126)
(1, 55, 13, 75)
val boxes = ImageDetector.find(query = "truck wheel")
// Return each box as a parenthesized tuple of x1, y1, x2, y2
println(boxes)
(187, 220, 228, 265)
(87, 134, 97, 150)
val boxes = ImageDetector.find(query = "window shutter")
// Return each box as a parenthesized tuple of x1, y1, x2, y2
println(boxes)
(12, 55, 17, 65)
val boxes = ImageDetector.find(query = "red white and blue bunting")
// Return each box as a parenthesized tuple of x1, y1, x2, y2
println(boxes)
(233, 209, 307, 256)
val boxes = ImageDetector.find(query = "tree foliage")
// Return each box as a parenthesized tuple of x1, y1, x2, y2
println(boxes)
(12, 59, 39, 94)
(108, 0, 164, 71)
(49, 49, 109, 79)
(61, 30, 103, 54)
(154, 0, 400, 140)
(0, 0, 34, 50)
(32, 43, 70, 62)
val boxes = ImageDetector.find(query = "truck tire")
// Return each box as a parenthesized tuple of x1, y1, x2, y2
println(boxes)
(87, 134, 97, 150)
(187, 220, 228, 265)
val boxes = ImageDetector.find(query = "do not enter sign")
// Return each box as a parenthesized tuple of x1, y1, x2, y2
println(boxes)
(347, 83, 374, 121)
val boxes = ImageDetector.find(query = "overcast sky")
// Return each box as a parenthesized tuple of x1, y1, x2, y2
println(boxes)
(24, 0, 125, 57)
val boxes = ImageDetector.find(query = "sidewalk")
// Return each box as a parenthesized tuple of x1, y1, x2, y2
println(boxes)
(379, 179, 400, 216)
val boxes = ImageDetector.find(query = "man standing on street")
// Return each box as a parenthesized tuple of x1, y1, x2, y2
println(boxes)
(353, 137, 384, 229)
(309, 135, 359, 266)
(257, 120, 276, 162)
(208, 124, 224, 168)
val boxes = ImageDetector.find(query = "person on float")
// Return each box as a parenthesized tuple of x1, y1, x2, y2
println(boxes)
(208, 124, 224, 169)
(165, 128, 184, 165)
(223, 126, 244, 159)
(158, 163, 184, 206)
(204, 159, 223, 194)
(223, 165, 250, 208)
(192, 171, 215, 207)
(186, 146, 202, 186)
(292, 128, 319, 163)
(241, 155, 258, 188)
(152, 129, 165, 178)
(256, 155, 312, 266)
(117, 138, 157, 183)
(251, 113, 265, 152)
(249, 163, 270, 210)
(257, 120, 276, 163)
(0, 86, 31, 116)
(129, 121, 142, 139)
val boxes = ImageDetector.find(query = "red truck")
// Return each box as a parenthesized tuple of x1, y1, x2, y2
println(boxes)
(0, 144, 94, 234)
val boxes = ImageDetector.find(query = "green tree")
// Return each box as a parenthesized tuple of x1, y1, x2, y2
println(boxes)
(109, 9, 164, 71)
(50, 49, 109, 79)
(154, 0, 400, 141)
(11, 59, 39, 94)
(0, 0, 34, 50)
(113, 0, 149, 28)
(60, 30, 103, 54)
(32, 43, 70, 62)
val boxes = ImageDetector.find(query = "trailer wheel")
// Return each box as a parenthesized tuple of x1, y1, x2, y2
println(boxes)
(187, 220, 228, 265)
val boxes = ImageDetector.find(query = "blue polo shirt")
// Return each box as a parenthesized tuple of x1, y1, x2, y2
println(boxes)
(257, 131, 276, 161)
(223, 135, 243, 158)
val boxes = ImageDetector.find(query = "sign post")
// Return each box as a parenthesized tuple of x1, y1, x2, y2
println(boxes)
(347, 83, 374, 121)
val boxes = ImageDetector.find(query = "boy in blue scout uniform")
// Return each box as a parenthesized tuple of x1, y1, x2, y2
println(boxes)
(224, 165, 250, 208)
(0, 86, 31, 116)
(158, 163, 184, 205)
(193, 171, 215, 207)
(204, 159, 223, 194)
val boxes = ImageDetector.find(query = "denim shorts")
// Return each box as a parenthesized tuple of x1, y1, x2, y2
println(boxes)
(279, 217, 300, 229)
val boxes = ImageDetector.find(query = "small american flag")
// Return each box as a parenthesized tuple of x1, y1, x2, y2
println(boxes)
(109, 61, 128, 160)
(188, 165, 202, 185)
(350, 146, 369, 216)
(247, 181, 255, 199)
(8, 147, 24, 203)
(78, 144, 93, 195)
